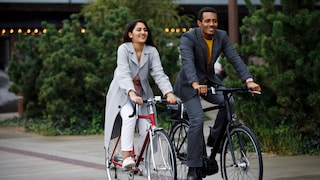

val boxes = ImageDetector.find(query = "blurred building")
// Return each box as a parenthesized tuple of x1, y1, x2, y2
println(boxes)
(0, 0, 281, 70)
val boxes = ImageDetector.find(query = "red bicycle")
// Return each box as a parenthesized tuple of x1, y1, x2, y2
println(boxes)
(105, 96, 177, 180)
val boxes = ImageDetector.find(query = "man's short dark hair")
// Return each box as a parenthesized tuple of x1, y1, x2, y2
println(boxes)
(198, 7, 218, 21)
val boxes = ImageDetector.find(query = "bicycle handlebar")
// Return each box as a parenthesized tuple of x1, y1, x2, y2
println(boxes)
(143, 96, 167, 103)
(208, 86, 261, 95)
(129, 96, 181, 118)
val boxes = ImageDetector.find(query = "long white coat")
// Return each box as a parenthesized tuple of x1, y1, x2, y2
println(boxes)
(104, 42, 173, 150)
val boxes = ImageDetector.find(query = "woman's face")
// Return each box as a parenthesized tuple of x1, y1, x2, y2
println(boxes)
(129, 22, 148, 44)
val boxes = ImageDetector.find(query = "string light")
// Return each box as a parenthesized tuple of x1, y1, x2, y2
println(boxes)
(1, 27, 191, 36)
(163, 27, 190, 34)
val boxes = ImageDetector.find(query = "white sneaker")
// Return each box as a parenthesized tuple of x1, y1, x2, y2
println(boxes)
(122, 157, 136, 168)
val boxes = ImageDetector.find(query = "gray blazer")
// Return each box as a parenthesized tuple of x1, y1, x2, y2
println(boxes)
(174, 27, 252, 101)
(104, 42, 173, 150)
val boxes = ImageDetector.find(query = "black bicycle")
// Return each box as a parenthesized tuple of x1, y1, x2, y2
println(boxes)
(167, 86, 263, 180)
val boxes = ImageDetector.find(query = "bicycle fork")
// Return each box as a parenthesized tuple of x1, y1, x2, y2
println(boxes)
(226, 124, 249, 169)
(226, 123, 237, 167)
(148, 129, 157, 171)
(225, 113, 246, 168)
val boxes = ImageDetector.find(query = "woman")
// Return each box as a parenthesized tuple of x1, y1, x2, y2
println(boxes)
(104, 19, 176, 168)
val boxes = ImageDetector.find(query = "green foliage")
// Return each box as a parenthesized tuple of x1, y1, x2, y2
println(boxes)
(8, 0, 182, 135)
(0, 117, 25, 127)
(226, 0, 320, 155)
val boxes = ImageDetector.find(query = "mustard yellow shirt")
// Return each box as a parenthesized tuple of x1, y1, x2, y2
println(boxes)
(203, 38, 213, 66)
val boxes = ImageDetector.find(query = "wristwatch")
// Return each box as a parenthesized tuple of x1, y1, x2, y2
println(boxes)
(246, 78, 254, 84)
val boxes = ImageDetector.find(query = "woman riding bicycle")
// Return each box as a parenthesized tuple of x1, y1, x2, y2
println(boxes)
(104, 19, 176, 170)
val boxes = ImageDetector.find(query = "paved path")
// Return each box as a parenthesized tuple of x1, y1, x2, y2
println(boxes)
(1, 125, 320, 180)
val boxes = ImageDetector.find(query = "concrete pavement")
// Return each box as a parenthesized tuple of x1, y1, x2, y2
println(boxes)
(1, 113, 320, 180)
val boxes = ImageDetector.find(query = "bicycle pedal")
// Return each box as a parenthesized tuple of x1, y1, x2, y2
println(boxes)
(126, 171, 134, 180)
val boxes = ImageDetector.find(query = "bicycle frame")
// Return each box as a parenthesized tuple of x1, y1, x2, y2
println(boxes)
(169, 86, 262, 179)
(209, 86, 261, 168)
(133, 98, 158, 169)
(108, 96, 166, 174)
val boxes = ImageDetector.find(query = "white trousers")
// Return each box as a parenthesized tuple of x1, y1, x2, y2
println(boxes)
(120, 98, 150, 155)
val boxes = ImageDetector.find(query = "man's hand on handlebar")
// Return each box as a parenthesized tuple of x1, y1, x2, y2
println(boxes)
(165, 92, 177, 104)
(192, 82, 208, 96)
(246, 81, 262, 95)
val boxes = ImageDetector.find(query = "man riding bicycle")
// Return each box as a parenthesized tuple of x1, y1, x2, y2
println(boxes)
(173, 7, 261, 180)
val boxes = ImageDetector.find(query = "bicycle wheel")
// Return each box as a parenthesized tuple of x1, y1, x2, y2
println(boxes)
(221, 125, 263, 180)
(145, 129, 177, 180)
(106, 136, 134, 180)
(169, 120, 189, 180)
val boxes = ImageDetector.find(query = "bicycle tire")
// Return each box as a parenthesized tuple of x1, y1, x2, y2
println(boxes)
(145, 129, 177, 180)
(106, 136, 133, 180)
(221, 125, 263, 180)
(169, 120, 189, 180)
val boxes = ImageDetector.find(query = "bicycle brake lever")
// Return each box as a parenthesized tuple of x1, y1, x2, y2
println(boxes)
(155, 96, 162, 102)
(129, 102, 138, 118)
(251, 90, 262, 95)
(210, 87, 216, 94)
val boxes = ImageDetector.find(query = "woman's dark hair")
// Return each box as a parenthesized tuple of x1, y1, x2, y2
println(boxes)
(197, 7, 218, 21)
(122, 19, 156, 47)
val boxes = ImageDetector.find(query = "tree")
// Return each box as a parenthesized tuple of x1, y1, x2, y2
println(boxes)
(223, 0, 320, 154)
(8, 0, 182, 135)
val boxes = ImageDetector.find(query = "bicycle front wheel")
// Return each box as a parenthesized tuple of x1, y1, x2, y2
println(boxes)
(169, 120, 189, 180)
(145, 129, 177, 180)
(221, 125, 263, 180)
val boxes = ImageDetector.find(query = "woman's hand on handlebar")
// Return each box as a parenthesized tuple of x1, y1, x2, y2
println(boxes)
(129, 90, 143, 105)
(192, 82, 208, 96)
(165, 92, 177, 104)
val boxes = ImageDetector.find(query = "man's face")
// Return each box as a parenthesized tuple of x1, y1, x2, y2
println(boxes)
(197, 12, 218, 39)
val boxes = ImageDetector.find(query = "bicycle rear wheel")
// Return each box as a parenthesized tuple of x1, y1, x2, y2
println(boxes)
(221, 125, 263, 180)
(169, 120, 189, 180)
(106, 136, 133, 180)
(145, 129, 177, 180)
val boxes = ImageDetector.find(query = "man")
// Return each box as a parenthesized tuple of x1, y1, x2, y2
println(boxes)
(174, 7, 261, 180)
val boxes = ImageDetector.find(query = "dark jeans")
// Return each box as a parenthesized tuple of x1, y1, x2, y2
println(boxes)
(184, 86, 234, 167)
